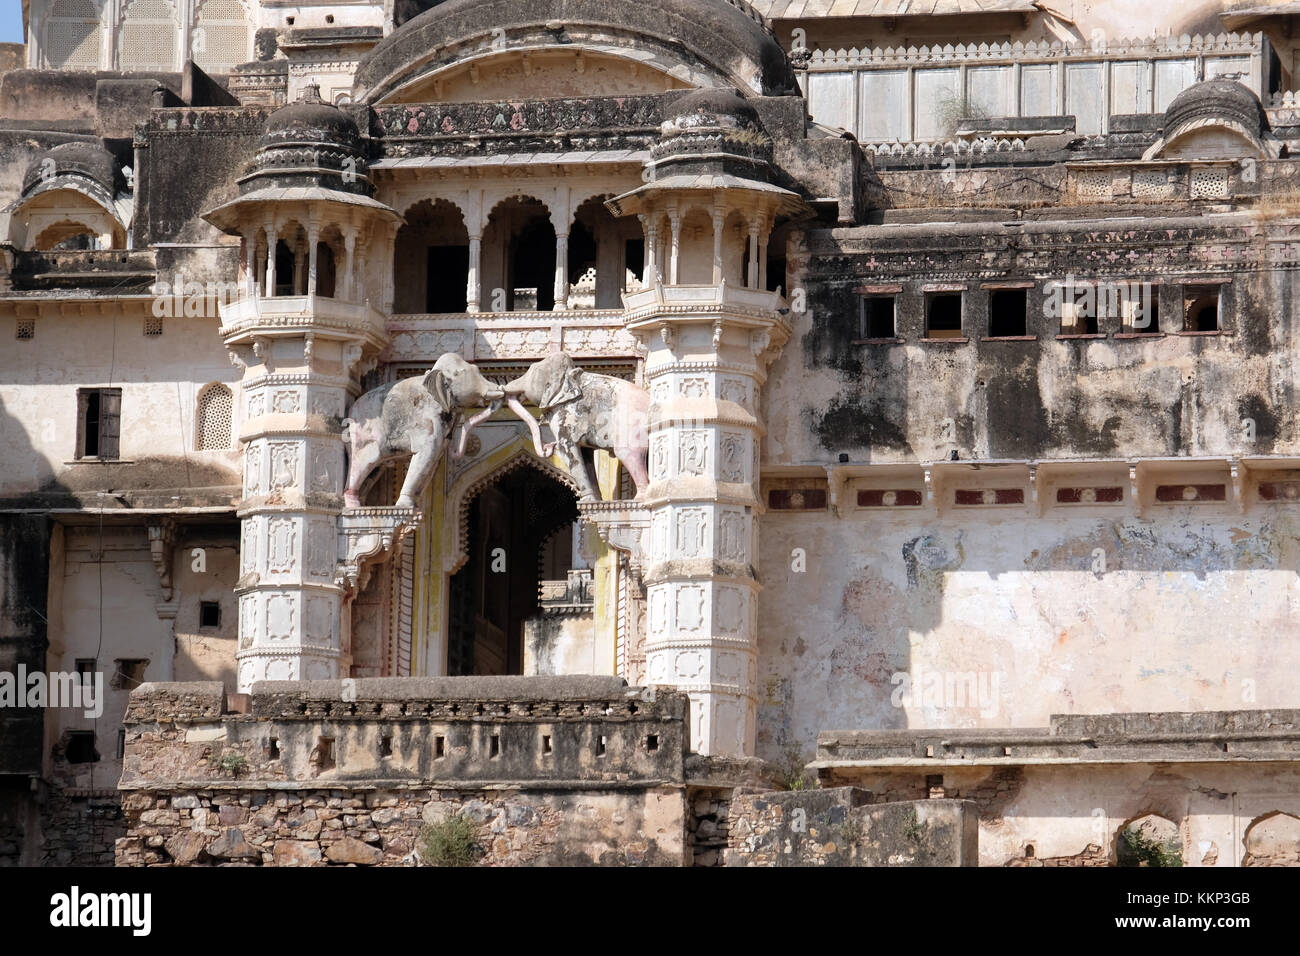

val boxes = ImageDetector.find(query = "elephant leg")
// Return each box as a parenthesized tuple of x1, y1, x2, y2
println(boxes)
(559, 439, 599, 501)
(615, 444, 650, 497)
(344, 441, 382, 508)
(397, 434, 445, 508)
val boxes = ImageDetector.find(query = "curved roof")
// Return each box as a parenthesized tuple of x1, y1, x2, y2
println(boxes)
(354, 0, 797, 102)
(22, 141, 120, 198)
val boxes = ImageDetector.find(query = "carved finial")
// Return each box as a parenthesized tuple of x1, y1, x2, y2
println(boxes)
(300, 81, 323, 104)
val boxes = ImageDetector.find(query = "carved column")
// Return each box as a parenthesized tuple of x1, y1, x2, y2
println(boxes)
(554, 230, 569, 311)
(625, 266, 788, 757)
(466, 234, 481, 312)
(232, 332, 356, 691)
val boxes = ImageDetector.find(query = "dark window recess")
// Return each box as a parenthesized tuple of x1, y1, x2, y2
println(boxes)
(1128, 290, 1160, 332)
(596, 735, 607, 756)
(766, 255, 785, 293)
(66, 731, 100, 764)
(988, 289, 1027, 337)
(380, 735, 393, 757)
(926, 293, 962, 338)
(75, 659, 96, 686)
(489, 733, 501, 758)
(199, 601, 221, 629)
(646, 734, 659, 752)
(425, 245, 470, 312)
(77, 388, 121, 459)
(542, 734, 553, 754)
(624, 239, 645, 283)
(111, 658, 147, 690)
(435, 735, 445, 758)
(1184, 285, 1220, 331)
(116, 729, 126, 760)
(860, 296, 896, 338)
(267, 737, 281, 760)
(274, 240, 296, 295)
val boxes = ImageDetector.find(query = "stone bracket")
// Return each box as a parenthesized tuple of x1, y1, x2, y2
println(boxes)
(147, 517, 177, 603)
(336, 506, 422, 594)
(577, 499, 650, 572)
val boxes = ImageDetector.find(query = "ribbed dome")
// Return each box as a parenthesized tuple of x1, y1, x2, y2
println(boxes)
(667, 87, 763, 131)
(1163, 78, 1266, 140)
(651, 86, 773, 181)
(240, 83, 371, 196)
(22, 141, 121, 198)
(262, 83, 361, 149)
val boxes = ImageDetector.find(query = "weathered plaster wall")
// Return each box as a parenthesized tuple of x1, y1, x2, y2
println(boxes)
(757, 507, 1300, 761)
(765, 218, 1300, 465)
(0, 308, 241, 506)
(844, 762, 1300, 868)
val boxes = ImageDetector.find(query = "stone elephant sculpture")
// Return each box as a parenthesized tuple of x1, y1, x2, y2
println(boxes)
(342, 352, 503, 508)
(502, 352, 650, 502)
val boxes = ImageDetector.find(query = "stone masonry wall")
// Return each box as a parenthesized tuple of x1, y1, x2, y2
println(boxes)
(117, 677, 692, 866)
(726, 787, 978, 866)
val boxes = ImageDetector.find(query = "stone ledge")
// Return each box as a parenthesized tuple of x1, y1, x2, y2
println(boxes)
(815, 709, 1300, 767)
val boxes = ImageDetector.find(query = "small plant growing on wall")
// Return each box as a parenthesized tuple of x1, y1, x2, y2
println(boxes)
(216, 752, 248, 777)
(1117, 820, 1183, 867)
(780, 743, 812, 791)
(419, 814, 480, 867)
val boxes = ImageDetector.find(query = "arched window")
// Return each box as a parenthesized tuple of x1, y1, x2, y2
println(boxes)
(196, 383, 233, 451)
(45, 0, 102, 71)
(117, 0, 178, 72)
(191, 0, 249, 75)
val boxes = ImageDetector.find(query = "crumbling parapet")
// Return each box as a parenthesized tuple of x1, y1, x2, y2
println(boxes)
(117, 677, 693, 866)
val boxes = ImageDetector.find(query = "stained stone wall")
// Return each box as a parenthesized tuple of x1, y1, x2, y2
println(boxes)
(725, 788, 979, 867)
(116, 677, 694, 866)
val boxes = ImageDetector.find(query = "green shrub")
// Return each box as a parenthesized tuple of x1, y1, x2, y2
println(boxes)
(419, 814, 479, 867)
(1118, 823, 1183, 867)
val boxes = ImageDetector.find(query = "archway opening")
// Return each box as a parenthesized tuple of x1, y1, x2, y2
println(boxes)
(569, 195, 642, 309)
(393, 198, 469, 313)
(447, 463, 579, 675)
(483, 196, 555, 311)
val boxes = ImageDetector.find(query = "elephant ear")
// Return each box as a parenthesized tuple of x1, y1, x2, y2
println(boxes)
(422, 367, 455, 414)
(541, 367, 583, 409)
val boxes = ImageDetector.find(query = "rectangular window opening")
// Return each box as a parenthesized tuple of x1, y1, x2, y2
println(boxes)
(646, 734, 659, 752)
(489, 733, 500, 758)
(596, 734, 607, 756)
(75, 659, 96, 687)
(434, 735, 445, 758)
(925, 293, 963, 339)
(988, 289, 1027, 337)
(860, 295, 896, 338)
(77, 388, 121, 460)
(199, 601, 221, 629)
(380, 735, 392, 758)
(542, 734, 552, 755)
(66, 731, 100, 764)
(111, 658, 147, 690)
(1184, 285, 1220, 331)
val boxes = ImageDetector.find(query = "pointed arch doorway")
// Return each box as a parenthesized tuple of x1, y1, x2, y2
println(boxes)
(446, 462, 581, 675)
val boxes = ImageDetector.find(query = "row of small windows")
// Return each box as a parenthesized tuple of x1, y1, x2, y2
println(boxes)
(73, 384, 232, 459)
(857, 281, 1224, 342)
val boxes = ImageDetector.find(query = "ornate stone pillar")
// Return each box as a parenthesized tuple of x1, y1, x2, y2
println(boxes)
(466, 234, 481, 313)
(554, 231, 569, 311)
(626, 281, 788, 757)
(230, 329, 357, 691)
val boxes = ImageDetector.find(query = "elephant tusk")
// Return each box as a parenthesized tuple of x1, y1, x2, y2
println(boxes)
(506, 396, 549, 458)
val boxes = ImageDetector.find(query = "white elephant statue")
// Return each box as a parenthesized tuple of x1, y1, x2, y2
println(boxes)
(501, 353, 650, 502)
(342, 352, 502, 508)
